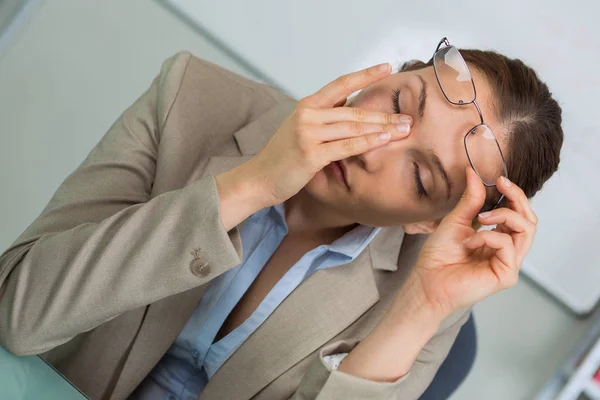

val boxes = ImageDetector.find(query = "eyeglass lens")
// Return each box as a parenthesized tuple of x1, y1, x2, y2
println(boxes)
(433, 46, 475, 105)
(434, 44, 507, 187)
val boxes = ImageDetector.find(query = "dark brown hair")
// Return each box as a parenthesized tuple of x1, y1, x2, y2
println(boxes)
(401, 49, 564, 207)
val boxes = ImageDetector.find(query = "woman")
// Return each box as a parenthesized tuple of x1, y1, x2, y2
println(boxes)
(0, 38, 562, 400)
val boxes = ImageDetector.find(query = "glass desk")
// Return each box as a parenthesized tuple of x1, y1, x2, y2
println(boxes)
(0, 345, 88, 399)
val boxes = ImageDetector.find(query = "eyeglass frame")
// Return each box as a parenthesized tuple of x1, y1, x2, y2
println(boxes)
(429, 37, 508, 212)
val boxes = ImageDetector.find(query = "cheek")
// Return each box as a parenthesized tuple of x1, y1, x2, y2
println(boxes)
(357, 156, 412, 209)
(306, 167, 330, 191)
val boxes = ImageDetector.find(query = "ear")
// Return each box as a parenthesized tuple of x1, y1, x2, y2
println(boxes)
(402, 219, 441, 235)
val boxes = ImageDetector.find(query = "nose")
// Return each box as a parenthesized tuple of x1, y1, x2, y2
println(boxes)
(357, 135, 408, 171)
(355, 118, 413, 170)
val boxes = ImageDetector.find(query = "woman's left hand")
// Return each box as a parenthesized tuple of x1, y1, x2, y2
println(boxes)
(338, 168, 538, 381)
(394, 167, 538, 321)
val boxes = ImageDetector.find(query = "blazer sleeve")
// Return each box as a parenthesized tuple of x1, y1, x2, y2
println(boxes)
(0, 52, 261, 356)
(292, 308, 471, 400)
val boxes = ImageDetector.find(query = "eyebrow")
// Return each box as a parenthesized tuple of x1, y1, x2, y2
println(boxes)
(417, 75, 428, 118)
(427, 150, 453, 201)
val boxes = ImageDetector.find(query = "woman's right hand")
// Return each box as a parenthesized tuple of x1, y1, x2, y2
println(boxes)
(248, 63, 413, 207)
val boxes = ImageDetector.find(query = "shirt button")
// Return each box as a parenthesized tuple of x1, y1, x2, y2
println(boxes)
(190, 259, 210, 277)
(192, 349, 200, 357)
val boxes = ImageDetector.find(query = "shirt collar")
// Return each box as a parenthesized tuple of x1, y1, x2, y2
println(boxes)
(270, 202, 381, 260)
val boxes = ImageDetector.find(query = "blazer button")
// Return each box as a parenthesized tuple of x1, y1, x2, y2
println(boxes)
(190, 259, 210, 277)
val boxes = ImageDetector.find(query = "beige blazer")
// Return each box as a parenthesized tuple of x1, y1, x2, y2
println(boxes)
(0, 52, 470, 400)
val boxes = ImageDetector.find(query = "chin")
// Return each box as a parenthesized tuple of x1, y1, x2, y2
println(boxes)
(303, 172, 328, 199)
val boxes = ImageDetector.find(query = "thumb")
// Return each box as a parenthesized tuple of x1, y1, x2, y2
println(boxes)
(445, 167, 487, 226)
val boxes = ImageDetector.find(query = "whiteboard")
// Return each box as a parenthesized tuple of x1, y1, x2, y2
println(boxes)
(160, 0, 600, 314)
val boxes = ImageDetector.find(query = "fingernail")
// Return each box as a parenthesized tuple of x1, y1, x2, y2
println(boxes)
(396, 123, 410, 133)
(462, 236, 472, 244)
(395, 115, 412, 124)
(376, 63, 390, 73)
(502, 176, 512, 187)
(378, 132, 391, 141)
(479, 211, 492, 219)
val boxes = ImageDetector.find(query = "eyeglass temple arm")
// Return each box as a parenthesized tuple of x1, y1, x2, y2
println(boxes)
(437, 37, 450, 51)
(490, 194, 505, 212)
(427, 37, 452, 65)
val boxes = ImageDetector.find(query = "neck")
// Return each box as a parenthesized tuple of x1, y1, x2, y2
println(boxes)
(283, 188, 359, 240)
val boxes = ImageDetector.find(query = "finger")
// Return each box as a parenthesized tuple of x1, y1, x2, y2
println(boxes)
(301, 107, 412, 126)
(492, 225, 510, 234)
(463, 230, 517, 275)
(308, 121, 410, 142)
(444, 167, 487, 227)
(495, 176, 538, 225)
(333, 98, 348, 108)
(478, 208, 536, 259)
(492, 224, 511, 234)
(318, 131, 391, 162)
(303, 63, 392, 109)
(478, 208, 535, 235)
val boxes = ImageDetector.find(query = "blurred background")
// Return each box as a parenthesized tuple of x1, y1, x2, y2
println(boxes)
(0, 1, 599, 399)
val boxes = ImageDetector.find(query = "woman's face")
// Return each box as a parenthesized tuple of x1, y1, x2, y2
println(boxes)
(304, 65, 507, 231)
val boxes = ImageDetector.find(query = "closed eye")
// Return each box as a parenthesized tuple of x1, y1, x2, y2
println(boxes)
(391, 88, 401, 114)
(413, 162, 428, 199)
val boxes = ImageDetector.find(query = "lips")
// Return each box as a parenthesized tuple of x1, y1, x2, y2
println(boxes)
(336, 160, 349, 188)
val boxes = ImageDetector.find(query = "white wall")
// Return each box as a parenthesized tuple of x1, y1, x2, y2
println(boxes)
(0, 0, 256, 250)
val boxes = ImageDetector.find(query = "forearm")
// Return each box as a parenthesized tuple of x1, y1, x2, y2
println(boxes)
(0, 176, 244, 355)
(215, 160, 272, 232)
(338, 283, 443, 382)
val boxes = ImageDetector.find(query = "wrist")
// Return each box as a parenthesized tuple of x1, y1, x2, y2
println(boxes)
(243, 157, 279, 208)
(385, 271, 448, 329)
(215, 161, 270, 232)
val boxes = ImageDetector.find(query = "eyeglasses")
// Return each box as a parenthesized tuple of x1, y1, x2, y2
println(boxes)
(430, 37, 508, 212)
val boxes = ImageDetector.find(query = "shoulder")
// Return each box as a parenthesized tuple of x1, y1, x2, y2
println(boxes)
(156, 52, 293, 127)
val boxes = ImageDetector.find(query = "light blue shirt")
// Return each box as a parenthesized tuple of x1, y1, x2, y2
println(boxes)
(136, 202, 381, 400)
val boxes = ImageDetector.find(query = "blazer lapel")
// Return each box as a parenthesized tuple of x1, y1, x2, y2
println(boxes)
(198, 249, 380, 400)
(198, 225, 404, 400)
(110, 286, 208, 399)
(232, 100, 296, 156)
